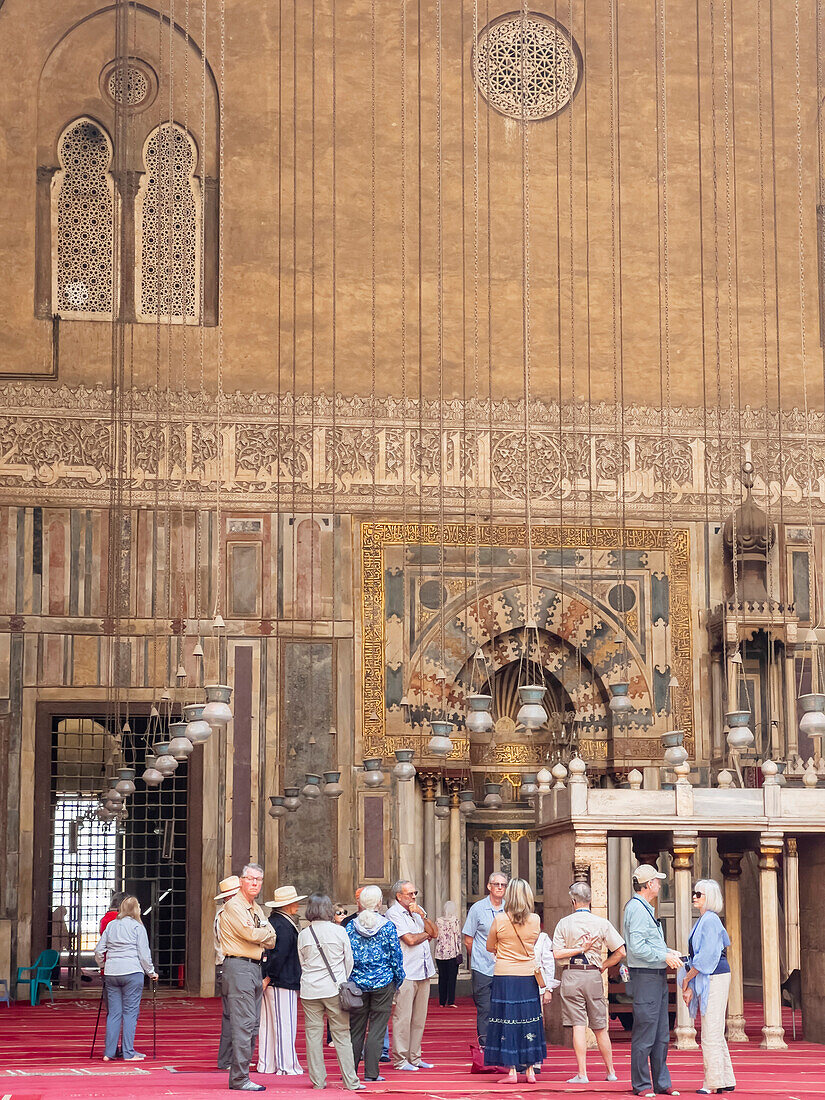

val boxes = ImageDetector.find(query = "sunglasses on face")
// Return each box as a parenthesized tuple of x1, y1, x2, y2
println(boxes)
(692, 891, 704, 898)
(335, 910, 345, 916)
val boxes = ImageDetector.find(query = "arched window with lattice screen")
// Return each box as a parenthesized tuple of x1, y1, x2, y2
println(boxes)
(136, 122, 201, 323)
(51, 118, 114, 320)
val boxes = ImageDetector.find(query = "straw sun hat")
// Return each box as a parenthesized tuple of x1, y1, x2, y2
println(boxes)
(265, 885, 307, 908)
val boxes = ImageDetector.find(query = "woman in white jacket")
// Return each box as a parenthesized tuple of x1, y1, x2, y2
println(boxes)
(297, 894, 365, 1091)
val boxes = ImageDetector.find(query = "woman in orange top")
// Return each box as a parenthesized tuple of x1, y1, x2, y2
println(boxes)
(484, 878, 547, 1084)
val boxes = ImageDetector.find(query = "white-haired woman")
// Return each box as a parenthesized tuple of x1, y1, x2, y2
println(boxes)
(484, 878, 546, 1085)
(346, 885, 405, 1082)
(680, 879, 736, 1094)
(434, 900, 462, 1007)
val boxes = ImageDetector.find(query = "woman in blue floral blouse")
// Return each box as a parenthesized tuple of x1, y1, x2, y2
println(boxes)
(346, 886, 406, 1082)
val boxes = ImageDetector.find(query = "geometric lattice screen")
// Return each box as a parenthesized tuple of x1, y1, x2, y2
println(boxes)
(54, 119, 114, 317)
(49, 715, 189, 988)
(137, 123, 200, 321)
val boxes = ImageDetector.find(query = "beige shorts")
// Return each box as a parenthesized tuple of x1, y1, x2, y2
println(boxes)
(560, 967, 607, 1029)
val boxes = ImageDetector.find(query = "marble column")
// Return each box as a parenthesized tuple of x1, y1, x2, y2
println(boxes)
(448, 782, 462, 909)
(710, 651, 726, 759)
(573, 830, 608, 915)
(785, 649, 798, 758)
(397, 776, 416, 886)
(671, 833, 699, 1050)
(784, 837, 800, 974)
(420, 773, 438, 910)
(573, 830, 607, 1052)
(720, 849, 748, 1042)
(759, 833, 788, 1050)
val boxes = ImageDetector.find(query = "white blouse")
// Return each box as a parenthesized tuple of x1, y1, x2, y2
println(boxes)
(297, 920, 354, 999)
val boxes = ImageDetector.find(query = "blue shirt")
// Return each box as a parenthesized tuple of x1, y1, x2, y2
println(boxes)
(622, 894, 670, 969)
(346, 916, 405, 990)
(680, 911, 731, 1019)
(462, 897, 504, 976)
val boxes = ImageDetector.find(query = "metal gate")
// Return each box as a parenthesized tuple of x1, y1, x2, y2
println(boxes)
(48, 714, 189, 987)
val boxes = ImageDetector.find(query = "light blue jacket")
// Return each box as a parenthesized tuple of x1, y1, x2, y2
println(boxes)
(95, 916, 155, 976)
(622, 894, 670, 968)
(678, 911, 731, 1019)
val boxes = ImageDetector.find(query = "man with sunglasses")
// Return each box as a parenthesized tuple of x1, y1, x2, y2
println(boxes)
(623, 864, 684, 1098)
(462, 871, 508, 1046)
(386, 880, 437, 1071)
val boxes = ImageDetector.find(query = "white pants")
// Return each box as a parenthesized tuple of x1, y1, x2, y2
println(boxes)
(700, 973, 735, 1091)
(257, 985, 303, 1074)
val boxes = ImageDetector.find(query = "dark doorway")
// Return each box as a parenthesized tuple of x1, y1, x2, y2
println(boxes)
(47, 711, 189, 988)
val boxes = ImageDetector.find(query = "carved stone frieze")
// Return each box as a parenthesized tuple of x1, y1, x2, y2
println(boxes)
(0, 384, 823, 517)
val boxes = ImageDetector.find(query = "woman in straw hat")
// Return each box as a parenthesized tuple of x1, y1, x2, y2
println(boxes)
(258, 885, 307, 1075)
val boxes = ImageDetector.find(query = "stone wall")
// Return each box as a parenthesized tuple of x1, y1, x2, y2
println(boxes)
(798, 835, 825, 1042)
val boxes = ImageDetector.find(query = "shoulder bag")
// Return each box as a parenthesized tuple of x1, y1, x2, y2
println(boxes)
(309, 925, 363, 1011)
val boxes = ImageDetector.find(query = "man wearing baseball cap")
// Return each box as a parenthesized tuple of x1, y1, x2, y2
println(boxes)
(622, 864, 683, 1098)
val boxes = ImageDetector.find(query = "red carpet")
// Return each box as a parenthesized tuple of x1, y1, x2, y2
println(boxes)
(0, 996, 817, 1099)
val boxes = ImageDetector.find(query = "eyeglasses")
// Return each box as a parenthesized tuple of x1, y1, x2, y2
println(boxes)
(401, 890, 419, 897)
(335, 910, 346, 916)
(692, 891, 704, 898)
(489, 880, 507, 888)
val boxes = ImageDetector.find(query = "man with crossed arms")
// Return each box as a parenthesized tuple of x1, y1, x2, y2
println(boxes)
(219, 863, 276, 1092)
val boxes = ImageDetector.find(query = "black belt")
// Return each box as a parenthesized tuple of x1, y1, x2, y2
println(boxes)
(224, 955, 260, 962)
(629, 966, 666, 975)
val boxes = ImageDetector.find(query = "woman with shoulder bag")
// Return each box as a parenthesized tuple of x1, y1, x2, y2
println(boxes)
(484, 878, 547, 1085)
(297, 894, 365, 1091)
(680, 879, 736, 1095)
(346, 885, 405, 1082)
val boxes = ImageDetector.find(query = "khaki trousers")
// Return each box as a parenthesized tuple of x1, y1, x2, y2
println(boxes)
(391, 977, 431, 1068)
(700, 973, 736, 1091)
(302, 994, 361, 1090)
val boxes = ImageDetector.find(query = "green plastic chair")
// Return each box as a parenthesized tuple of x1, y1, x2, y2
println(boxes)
(15, 949, 60, 1005)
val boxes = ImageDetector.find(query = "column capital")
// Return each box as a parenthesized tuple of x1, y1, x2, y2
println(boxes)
(759, 832, 785, 871)
(671, 833, 699, 872)
(572, 860, 590, 884)
(418, 772, 440, 801)
(111, 167, 142, 200)
(721, 850, 745, 880)
(445, 776, 464, 806)
(787, 837, 798, 858)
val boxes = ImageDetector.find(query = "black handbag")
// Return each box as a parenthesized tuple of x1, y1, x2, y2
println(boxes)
(309, 926, 364, 1011)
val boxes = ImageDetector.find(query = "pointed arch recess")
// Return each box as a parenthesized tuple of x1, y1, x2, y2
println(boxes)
(360, 521, 693, 763)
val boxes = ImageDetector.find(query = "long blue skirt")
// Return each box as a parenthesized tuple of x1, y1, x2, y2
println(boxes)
(484, 974, 547, 1070)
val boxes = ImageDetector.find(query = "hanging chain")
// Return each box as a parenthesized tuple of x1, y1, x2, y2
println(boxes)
(436, 0, 447, 720)
(520, 0, 535, 646)
(215, 0, 226, 626)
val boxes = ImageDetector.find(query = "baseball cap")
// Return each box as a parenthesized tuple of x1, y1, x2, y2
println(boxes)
(634, 863, 667, 884)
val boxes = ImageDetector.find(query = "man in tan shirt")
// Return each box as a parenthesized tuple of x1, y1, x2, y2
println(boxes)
(552, 881, 625, 1085)
(218, 863, 276, 1092)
